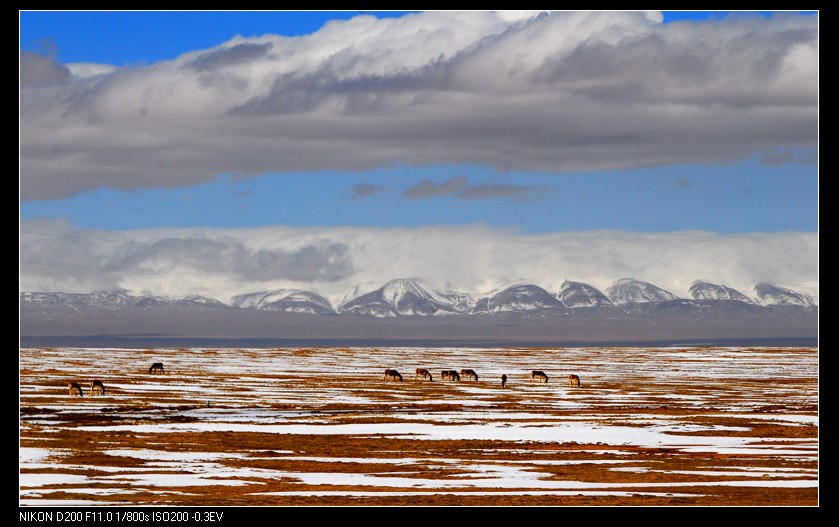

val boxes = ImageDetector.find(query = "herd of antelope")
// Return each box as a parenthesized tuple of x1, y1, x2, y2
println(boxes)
(383, 368, 582, 388)
(66, 362, 165, 397)
(65, 359, 581, 396)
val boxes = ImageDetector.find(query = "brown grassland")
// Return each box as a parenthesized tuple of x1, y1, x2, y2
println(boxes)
(19, 346, 818, 506)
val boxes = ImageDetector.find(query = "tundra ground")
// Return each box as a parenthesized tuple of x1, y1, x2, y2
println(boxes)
(20, 346, 818, 506)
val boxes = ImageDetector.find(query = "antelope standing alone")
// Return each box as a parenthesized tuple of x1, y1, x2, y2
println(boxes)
(568, 374, 581, 387)
(384, 369, 403, 382)
(149, 362, 164, 374)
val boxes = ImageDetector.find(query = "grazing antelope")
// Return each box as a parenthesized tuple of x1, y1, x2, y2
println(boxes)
(68, 382, 83, 397)
(149, 362, 164, 374)
(415, 368, 433, 381)
(441, 370, 461, 382)
(501, 374, 508, 387)
(568, 374, 581, 387)
(383, 369, 403, 382)
(530, 370, 549, 384)
(460, 369, 479, 381)
(89, 379, 106, 396)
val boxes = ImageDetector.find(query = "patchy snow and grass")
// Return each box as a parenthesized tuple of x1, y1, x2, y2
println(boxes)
(20, 346, 818, 506)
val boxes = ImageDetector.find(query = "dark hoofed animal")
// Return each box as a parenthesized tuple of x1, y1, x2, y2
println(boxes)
(68, 382, 83, 397)
(569, 374, 581, 387)
(501, 374, 508, 387)
(149, 362, 164, 374)
(441, 370, 461, 381)
(415, 368, 433, 381)
(460, 369, 479, 381)
(384, 369, 403, 382)
(89, 379, 105, 396)
(530, 370, 549, 384)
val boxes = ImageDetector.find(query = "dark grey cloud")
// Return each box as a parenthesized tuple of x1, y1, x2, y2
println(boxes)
(20, 51, 72, 87)
(350, 183, 389, 201)
(459, 183, 548, 202)
(536, 21, 817, 107)
(20, 12, 818, 200)
(19, 219, 123, 291)
(231, 242, 352, 282)
(184, 42, 273, 72)
(404, 176, 467, 199)
(119, 237, 353, 282)
(20, 220, 354, 293)
(405, 176, 546, 202)
(760, 147, 818, 167)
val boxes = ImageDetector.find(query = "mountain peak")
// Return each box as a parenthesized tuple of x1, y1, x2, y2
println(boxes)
(339, 278, 462, 317)
(558, 280, 613, 308)
(689, 281, 753, 303)
(606, 278, 678, 305)
(753, 283, 815, 307)
(474, 283, 565, 314)
(231, 289, 335, 314)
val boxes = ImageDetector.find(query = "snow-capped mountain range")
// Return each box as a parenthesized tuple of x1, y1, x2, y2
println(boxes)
(20, 278, 817, 318)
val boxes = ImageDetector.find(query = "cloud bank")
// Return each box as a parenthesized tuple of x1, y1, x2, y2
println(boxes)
(20, 220, 819, 306)
(20, 11, 818, 200)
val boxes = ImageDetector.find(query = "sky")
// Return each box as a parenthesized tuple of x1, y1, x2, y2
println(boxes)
(19, 10, 819, 305)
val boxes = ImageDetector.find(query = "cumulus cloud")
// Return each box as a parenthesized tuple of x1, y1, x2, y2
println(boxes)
(20, 11, 818, 200)
(20, 220, 819, 306)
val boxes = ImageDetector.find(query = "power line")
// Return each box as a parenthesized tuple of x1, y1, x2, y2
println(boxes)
(19, 258, 256, 282)
(20, 230, 180, 248)
(20, 259, 164, 275)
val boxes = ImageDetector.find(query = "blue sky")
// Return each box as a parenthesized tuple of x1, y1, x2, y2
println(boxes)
(19, 11, 818, 302)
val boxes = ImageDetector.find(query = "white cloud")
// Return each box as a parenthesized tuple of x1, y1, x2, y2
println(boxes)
(20, 11, 818, 199)
(20, 221, 819, 306)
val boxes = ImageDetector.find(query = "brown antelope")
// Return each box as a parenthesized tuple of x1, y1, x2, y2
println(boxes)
(149, 362, 164, 374)
(68, 382, 83, 397)
(383, 369, 403, 382)
(441, 370, 461, 381)
(89, 379, 106, 396)
(501, 374, 508, 387)
(568, 374, 581, 387)
(460, 369, 479, 381)
(530, 370, 549, 384)
(415, 368, 433, 381)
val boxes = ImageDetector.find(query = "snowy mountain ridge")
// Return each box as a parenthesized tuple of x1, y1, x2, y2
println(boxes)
(21, 278, 817, 318)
